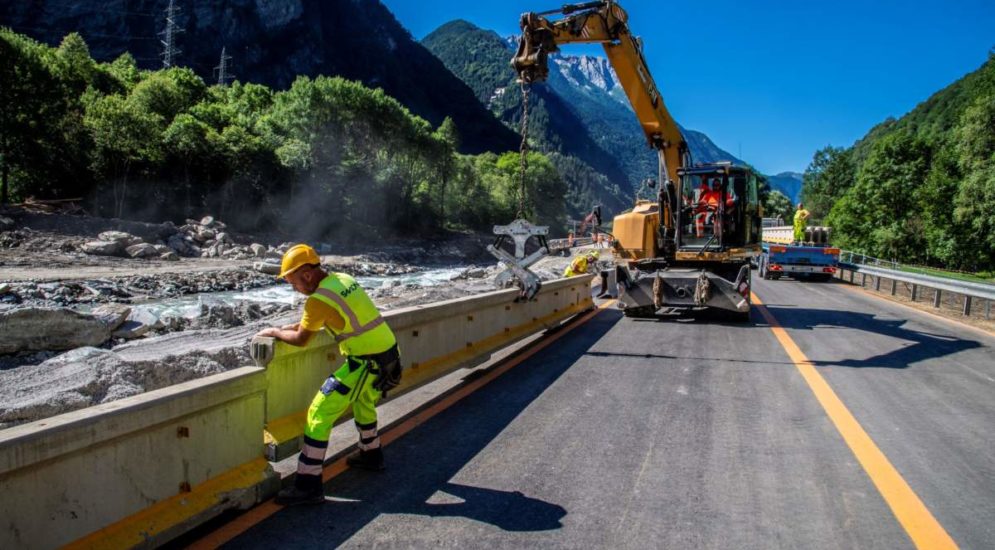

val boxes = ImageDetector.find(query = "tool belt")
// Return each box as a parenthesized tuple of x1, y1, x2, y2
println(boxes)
(347, 344, 402, 396)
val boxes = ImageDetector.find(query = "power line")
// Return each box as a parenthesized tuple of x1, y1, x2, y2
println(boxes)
(159, 0, 182, 68)
(214, 46, 235, 86)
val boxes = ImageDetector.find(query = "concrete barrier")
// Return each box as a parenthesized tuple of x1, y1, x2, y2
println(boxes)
(252, 275, 595, 460)
(0, 367, 276, 549)
(0, 276, 593, 548)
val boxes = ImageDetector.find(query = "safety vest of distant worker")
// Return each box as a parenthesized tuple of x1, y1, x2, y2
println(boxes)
(793, 205, 810, 242)
(564, 250, 599, 277)
(309, 273, 396, 357)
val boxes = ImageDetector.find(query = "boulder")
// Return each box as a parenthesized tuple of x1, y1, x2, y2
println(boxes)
(152, 244, 171, 254)
(91, 303, 132, 332)
(112, 321, 151, 339)
(0, 216, 14, 230)
(81, 240, 124, 257)
(0, 347, 229, 427)
(200, 215, 215, 227)
(254, 261, 281, 275)
(125, 243, 159, 258)
(249, 243, 266, 257)
(131, 307, 163, 328)
(0, 283, 10, 295)
(0, 307, 111, 354)
(98, 231, 142, 246)
(167, 234, 200, 257)
(160, 251, 179, 261)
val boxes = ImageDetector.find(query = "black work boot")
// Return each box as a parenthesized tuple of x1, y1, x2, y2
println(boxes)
(346, 447, 385, 471)
(275, 474, 324, 506)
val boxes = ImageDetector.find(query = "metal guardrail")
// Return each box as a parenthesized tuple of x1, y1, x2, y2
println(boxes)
(547, 236, 594, 251)
(839, 250, 900, 270)
(837, 262, 995, 318)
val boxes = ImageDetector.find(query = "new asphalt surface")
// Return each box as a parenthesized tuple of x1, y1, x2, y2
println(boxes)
(221, 277, 995, 549)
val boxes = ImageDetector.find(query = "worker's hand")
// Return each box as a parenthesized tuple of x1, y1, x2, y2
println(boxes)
(255, 327, 279, 339)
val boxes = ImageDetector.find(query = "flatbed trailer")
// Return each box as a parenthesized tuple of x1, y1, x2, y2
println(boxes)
(759, 242, 839, 281)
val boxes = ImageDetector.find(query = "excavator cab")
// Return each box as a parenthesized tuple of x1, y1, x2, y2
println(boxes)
(676, 164, 760, 252)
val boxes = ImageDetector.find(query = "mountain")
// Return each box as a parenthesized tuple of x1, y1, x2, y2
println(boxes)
(0, 0, 518, 154)
(766, 172, 803, 203)
(423, 20, 633, 217)
(423, 20, 746, 218)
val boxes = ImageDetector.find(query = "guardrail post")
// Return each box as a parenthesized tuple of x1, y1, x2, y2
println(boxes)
(891, 279, 897, 295)
(986, 299, 991, 320)
(911, 284, 918, 302)
(874, 276, 881, 291)
(860, 273, 867, 287)
(849, 270, 855, 284)
(933, 289, 941, 308)
(963, 296, 972, 316)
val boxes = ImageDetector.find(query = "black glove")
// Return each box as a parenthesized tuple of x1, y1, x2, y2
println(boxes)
(372, 358, 402, 394)
(367, 345, 402, 394)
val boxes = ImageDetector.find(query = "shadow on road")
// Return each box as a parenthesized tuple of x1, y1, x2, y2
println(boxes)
(765, 305, 982, 369)
(224, 309, 623, 548)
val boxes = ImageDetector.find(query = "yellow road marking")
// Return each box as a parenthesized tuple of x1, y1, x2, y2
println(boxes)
(189, 300, 612, 548)
(752, 292, 957, 550)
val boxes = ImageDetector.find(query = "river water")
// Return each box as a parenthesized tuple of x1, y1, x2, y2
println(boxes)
(134, 266, 470, 320)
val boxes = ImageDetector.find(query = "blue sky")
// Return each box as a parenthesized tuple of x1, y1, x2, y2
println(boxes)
(382, 0, 994, 174)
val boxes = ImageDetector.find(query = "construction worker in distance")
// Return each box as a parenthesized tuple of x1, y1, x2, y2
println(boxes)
(255, 244, 401, 506)
(793, 202, 810, 243)
(564, 249, 598, 278)
(564, 250, 612, 298)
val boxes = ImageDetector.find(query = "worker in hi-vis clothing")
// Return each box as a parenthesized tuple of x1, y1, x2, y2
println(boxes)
(255, 244, 401, 506)
(564, 250, 611, 299)
(564, 250, 598, 277)
(793, 203, 810, 243)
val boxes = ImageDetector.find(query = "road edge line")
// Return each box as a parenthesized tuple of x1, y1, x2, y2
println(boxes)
(752, 292, 957, 550)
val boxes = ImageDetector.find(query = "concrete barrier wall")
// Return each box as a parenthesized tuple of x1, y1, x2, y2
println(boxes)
(0, 367, 275, 549)
(0, 276, 593, 548)
(254, 275, 595, 459)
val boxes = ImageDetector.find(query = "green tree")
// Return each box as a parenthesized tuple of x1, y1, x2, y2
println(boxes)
(763, 190, 794, 223)
(827, 132, 930, 261)
(951, 95, 995, 269)
(433, 116, 460, 224)
(800, 146, 855, 219)
(84, 94, 164, 217)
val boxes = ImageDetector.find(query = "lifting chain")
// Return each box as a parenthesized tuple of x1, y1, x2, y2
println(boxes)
(517, 80, 530, 220)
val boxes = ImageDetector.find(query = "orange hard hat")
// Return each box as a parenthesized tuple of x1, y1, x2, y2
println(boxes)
(279, 244, 320, 278)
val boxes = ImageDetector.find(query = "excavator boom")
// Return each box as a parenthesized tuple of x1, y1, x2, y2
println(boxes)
(512, 0, 688, 188)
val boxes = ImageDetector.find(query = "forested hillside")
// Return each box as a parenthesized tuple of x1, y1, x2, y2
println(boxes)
(0, 0, 518, 155)
(423, 20, 632, 219)
(0, 30, 566, 238)
(801, 54, 995, 271)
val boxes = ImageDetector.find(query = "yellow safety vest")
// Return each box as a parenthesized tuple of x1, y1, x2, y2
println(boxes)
(793, 209, 809, 230)
(309, 273, 396, 357)
(564, 256, 589, 278)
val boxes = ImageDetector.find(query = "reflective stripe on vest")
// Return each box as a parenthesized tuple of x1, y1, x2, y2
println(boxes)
(309, 274, 395, 356)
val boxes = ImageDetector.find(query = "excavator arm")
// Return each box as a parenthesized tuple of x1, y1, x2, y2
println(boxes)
(512, 0, 690, 189)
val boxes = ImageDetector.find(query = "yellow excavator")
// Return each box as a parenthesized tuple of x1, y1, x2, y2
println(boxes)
(512, 0, 762, 321)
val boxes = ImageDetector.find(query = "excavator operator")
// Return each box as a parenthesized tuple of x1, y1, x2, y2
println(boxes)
(695, 178, 735, 238)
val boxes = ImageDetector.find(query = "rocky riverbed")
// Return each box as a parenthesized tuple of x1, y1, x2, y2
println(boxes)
(0, 206, 584, 429)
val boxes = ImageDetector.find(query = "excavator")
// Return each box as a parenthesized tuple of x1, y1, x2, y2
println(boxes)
(512, 0, 762, 321)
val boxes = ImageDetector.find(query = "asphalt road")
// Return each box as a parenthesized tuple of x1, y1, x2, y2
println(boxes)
(222, 277, 995, 549)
